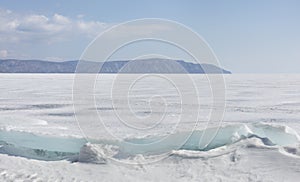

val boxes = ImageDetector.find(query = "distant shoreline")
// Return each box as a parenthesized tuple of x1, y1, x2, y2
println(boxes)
(0, 59, 231, 74)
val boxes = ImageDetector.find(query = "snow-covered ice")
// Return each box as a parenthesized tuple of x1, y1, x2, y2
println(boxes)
(0, 74, 300, 181)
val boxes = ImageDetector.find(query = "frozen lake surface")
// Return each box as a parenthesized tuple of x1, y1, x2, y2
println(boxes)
(0, 74, 300, 181)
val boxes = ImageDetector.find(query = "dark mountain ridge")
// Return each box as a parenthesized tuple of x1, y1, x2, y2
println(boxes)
(0, 59, 231, 74)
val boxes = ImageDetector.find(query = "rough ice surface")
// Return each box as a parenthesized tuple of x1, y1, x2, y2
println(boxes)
(1, 74, 300, 181)
(1, 123, 299, 162)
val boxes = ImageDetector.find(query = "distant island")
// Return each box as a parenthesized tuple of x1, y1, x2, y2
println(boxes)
(0, 59, 231, 74)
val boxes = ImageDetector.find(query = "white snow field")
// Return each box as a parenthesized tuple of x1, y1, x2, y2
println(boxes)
(0, 74, 300, 181)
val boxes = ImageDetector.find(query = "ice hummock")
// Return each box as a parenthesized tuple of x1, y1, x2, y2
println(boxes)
(0, 129, 86, 161)
(1, 123, 299, 163)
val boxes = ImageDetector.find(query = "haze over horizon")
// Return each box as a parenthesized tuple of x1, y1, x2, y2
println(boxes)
(0, 0, 300, 73)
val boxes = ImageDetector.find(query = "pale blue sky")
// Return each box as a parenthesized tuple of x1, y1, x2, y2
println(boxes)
(0, 0, 300, 73)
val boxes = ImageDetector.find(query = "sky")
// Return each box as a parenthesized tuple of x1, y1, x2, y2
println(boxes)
(0, 0, 300, 73)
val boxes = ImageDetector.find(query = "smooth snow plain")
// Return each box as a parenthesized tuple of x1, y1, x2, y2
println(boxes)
(0, 74, 300, 181)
